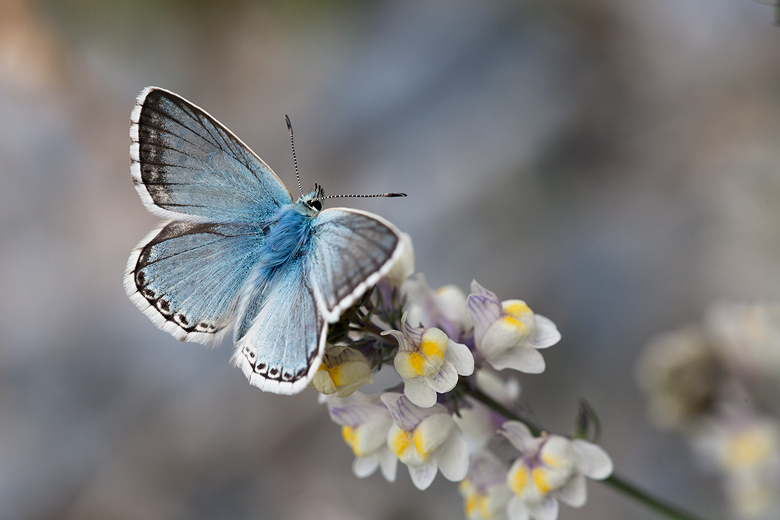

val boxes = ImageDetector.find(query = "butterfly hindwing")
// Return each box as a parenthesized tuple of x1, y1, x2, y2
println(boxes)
(130, 87, 292, 223)
(232, 256, 326, 395)
(307, 208, 403, 322)
(125, 220, 267, 345)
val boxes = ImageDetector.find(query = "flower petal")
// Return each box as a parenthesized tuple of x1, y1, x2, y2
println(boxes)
(468, 280, 503, 346)
(404, 377, 438, 408)
(408, 462, 438, 490)
(500, 421, 538, 453)
(507, 496, 530, 520)
(553, 473, 587, 507)
(381, 393, 442, 430)
(434, 429, 469, 481)
(353, 455, 379, 478)
(428, 360, 459, 394)
(445, 339, 475, 376)
(572, 440, 613, 480)
(490, 347, 546, 374)
(416, 413, 456, 456)
(379, 448, 398, 482)
(527, 495, 559, 520)
(354, 418, 394, 455)
(532, 315, 561, 349)
(383, 231, 415, 286)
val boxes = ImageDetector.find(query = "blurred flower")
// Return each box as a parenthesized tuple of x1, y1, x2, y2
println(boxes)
(693, 411, 780, 519)
(326, 392, 397, 481)
(383, 314, 474, 407)
(455, 369, 521, 452)
(500, 421, 613, 520)
(636, 326, 722, 431)
(381, 392, 469, 490)
(404, 274, 472, 340)
(382, 231, 416, 287)
(467, 281, 560, 374)
(706, 303, 780, 383)
(459, 450, 513, 520)
(311, 346, 373, 397)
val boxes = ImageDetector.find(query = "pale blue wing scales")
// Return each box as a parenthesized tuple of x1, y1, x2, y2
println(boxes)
(130, 87, 292, 223)
(124, 221, 267, 344)
(307, 208, 403, 322)
(232, 257, 326, 395)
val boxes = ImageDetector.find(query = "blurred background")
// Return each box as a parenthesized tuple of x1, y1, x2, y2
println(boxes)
(2, 0, 780, 518)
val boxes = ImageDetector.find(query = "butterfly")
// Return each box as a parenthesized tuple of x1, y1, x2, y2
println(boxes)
(124, 87, 405, 395)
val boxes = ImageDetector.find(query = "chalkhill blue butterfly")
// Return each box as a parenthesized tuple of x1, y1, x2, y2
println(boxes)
(124, 87, 405, 395)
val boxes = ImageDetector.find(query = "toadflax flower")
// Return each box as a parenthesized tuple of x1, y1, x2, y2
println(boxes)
(404, 273, 473, 340)
(500, 421, 613, 520)
(455, 369, 521, 453)
(459, 450, 513, 520)
(382, 231, 416, 287)
(467, 281, 560, 374)
(311, 345, 373, 397)
(381, 392, 469, 490)
(382, 314, 474, 407)
(326, 392, 397, 481)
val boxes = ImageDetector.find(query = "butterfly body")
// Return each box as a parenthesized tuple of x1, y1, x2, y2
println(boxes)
(125, 87, 403, 395)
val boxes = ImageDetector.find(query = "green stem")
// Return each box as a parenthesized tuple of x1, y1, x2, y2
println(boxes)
(604, 474, 709, 520)
(470, 387, 709, 520)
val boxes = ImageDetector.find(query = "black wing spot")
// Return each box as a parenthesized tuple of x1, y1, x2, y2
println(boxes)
(156, 299, 171, 315)
(175, 313, 189, 327)
(269, 368, 279, 376)
(135, 271, 146, 287)
(143, 288, 155, 299)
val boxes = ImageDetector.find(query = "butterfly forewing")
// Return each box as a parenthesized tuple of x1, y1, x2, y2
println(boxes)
(131, 87, 292, 223)
(307, 208, 402, 322)
(125, 221, 267, 344)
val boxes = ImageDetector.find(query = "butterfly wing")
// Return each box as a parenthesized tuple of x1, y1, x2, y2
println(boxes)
(230, 208, 402, 395)
(307, 208, 403, 322)
(130, 87, 292, 223)
(231, 256, 326, 395)
(125, 221, 267, 345)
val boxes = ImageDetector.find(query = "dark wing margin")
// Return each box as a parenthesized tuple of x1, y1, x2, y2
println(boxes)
(130, 86, 292, 223)
(306, 208, 403, 323)
(124, 220, 266, 345)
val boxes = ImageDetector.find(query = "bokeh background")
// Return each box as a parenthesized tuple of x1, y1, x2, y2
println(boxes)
(2, 0, 780, 518)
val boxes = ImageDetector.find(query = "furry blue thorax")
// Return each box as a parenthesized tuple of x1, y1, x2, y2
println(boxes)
(260, 196, 319, 272)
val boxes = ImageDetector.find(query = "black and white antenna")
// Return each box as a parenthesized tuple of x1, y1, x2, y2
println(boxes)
(285, 115, 406, 202)
(285, 115, 304, 197)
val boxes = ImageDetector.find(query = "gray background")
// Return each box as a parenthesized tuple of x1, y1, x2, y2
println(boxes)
(2, 0, 779, 518)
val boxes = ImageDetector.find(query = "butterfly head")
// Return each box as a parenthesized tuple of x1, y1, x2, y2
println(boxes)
(298, 183, 325, 213)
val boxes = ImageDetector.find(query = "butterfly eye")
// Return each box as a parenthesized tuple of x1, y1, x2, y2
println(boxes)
(311, 200, 322, 211)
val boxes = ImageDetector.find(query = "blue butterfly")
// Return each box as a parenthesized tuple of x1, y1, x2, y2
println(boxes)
(124, 87, 404, 395)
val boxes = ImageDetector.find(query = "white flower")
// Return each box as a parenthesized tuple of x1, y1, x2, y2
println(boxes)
(326, 392, 397, 481)
(459, 450, 513, 520)
(455, 370, 521, 453)
(310, 346, 373, 397)
(381, 392, 469, 490)
(382, 314, 474, 408)
(693, 412, 780, 519)
(635, 326, 721, 430)
(706, 302, 780, 380)
(500, 421, 613, 520)
(405, 273, 472, 340)
(467, 281, 560, 374)
(382, 231, 416, 287)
